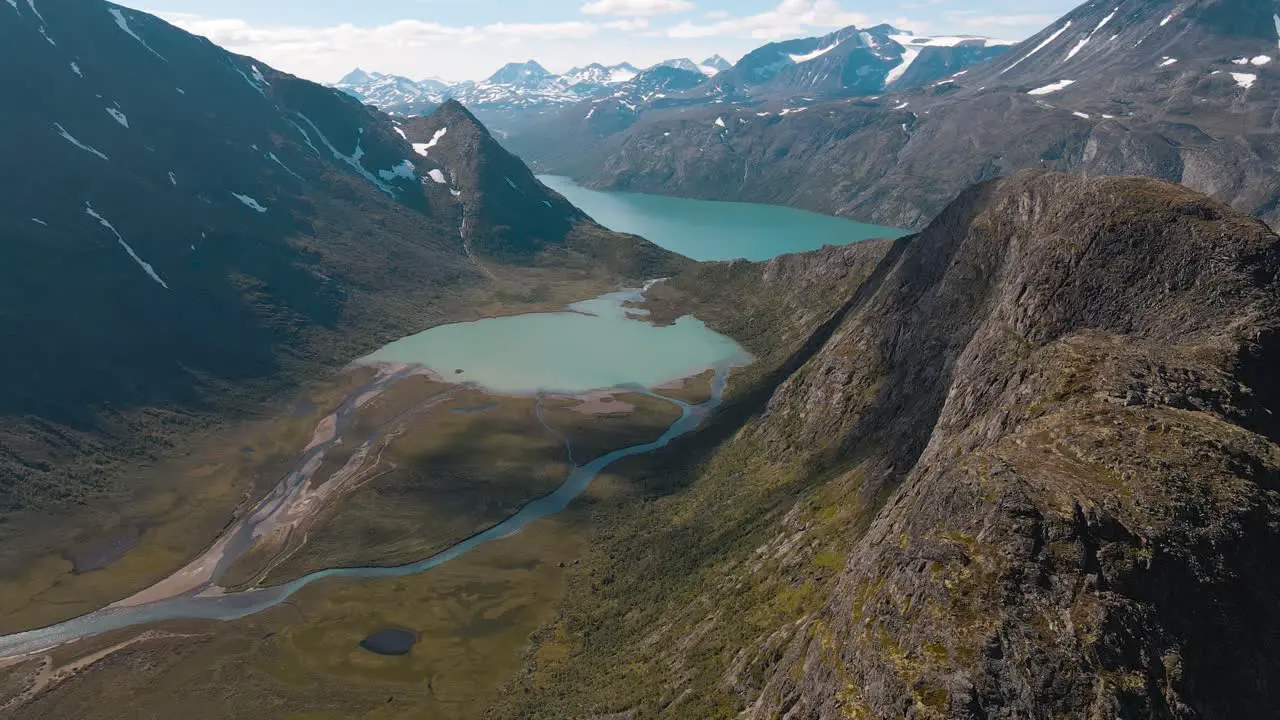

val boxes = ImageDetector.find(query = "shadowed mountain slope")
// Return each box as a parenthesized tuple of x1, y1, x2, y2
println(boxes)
(0, 1, 674, 511)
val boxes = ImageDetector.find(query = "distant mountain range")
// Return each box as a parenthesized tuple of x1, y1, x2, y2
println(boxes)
(519, 0, 1280, 233)
(333, 28, 1011, 137)
(332, 55, 731, 123)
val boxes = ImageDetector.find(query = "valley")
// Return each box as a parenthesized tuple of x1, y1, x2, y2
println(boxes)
(3, 0, 1280, 718)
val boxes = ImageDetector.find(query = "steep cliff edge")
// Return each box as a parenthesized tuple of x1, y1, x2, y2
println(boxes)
(494, 171, 1280, 718)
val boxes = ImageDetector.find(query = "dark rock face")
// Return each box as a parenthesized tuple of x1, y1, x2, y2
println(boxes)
(741, 171, 1280, 719)
(359, 628, 418, 656)
(531, 0, 1280, 232)
(496, 172, 1280, 719)
(0, 0, 486, 509)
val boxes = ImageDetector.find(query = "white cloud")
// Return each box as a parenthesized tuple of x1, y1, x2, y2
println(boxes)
(666, 0, 872, 40)
(485, 21, 599, 39)
(703, 10, 730, 20)
(582, 0, 694, 16)
(603, 18, 651, 31)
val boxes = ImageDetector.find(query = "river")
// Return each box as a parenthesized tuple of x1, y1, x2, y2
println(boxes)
(0, 285, 747, 661)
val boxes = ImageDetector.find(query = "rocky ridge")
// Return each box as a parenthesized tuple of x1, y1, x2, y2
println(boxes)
(493, 172, 1280, 719)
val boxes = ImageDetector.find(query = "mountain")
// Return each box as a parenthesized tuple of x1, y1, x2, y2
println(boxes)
(337, 67, 377, 85)
(502, 24, 1013, 168)
(0, 2, 667, 513)
(493, 170, 1280, 718)
(508, 65, 714, 159)
(539, 0, 1280, 231)
(700, 24, 1011, 101)
(563, 62, 640, 87)
(654, 57, 729, 77)
(701, 54, 732, 73)
(485, 59, 553, 87)
(334, 70, 446, 114)
(398, 99, 680, 266)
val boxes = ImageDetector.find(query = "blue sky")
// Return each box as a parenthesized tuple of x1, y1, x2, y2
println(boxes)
(122, 0, 1081, 82)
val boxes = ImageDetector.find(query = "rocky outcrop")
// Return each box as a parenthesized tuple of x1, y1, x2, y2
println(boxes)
(496, 172, 1280, 719)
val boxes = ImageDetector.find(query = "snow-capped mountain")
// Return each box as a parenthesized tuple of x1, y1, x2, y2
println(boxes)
(653, 57, 725, 77)
(485, 60, 555, 87)
(701, 54, 732, 74)
(563, 62, 641, 87)
(335, 71, 447, 114)
(582, 65, 709, 119)
(706, 24, 1012, 99)
(526, 0, 1280, 236)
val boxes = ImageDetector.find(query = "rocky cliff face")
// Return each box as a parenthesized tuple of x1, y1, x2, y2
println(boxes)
(494, 172, 1280, 719)
(536, 0, 1280, 232)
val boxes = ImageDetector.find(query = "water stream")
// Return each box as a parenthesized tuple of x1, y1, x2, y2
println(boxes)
(0, 287, 744, 661)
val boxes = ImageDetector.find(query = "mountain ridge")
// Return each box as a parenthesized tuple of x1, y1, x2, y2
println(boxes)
(490, 170, 1280, 719)
(526, 0, 1280, 231)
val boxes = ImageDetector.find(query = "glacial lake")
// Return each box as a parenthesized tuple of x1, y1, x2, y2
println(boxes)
(357, 285, 751, 393)
(539, 174, 907, 261)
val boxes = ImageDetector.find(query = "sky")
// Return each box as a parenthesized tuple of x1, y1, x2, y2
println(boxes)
(119, 0, 1082, 83)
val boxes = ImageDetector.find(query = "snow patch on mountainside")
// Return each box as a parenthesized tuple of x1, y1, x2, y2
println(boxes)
(231, 193, 267, 212)
(1028, 79, 1075, 95)
(268, 152, 303, 180)
(1230, 72, 1256, 89)
(231, 62, 267, 96)
(86, 202, 169, 288)
(106, 107, 129, 128)
(427, 168, 447, 184)
(885, 47, 921, 87)
(1065, 7, 1117, 62)
(108, 8, 167, 61)
(25, 0, 45, 22)
(413, 126, 448, 157)
(1002, 21, 1072, 74)
(377, 159, 416, 182)
(293, 113, 395, 195)
(789, 43, 838, 64)
(53, 123, 108, 160)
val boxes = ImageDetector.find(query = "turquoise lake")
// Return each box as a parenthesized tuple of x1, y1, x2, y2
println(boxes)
(357, 286, 751, 393)
(539, 174, 907, 261)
